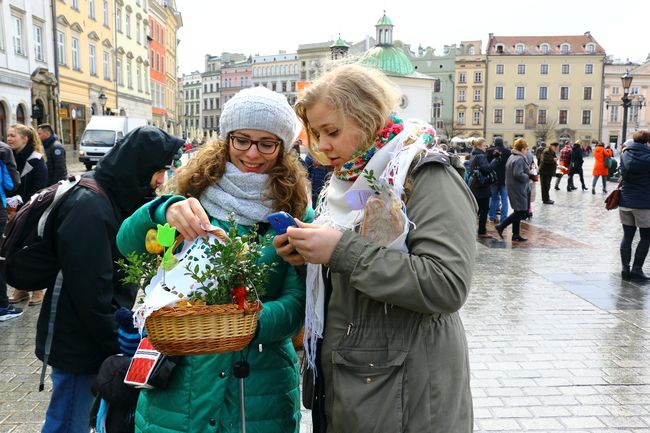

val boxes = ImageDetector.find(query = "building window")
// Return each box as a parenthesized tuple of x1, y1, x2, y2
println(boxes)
(57, 31, 66, 65)
(583, 87, 592, 100)
(432, 102, 441, 119)
(103, 0, 109, 26)
(560, 86, 569, 100)
(71, 37, 80, 70)
(516, 87, 525, 100)
(474, 89, 481, 101)
(72, 0, 79, 9)
(538, 109, 547, 124)
(126, 61, 132, 88)
(494, 109, 503, 124)
(473, 110, 481, 125)
(540, 64, 548, 75)
(561, 64, 570, 74)
(458, 72, 466, 84)
(517, 64, 526, 75)
(116, 8, 122, 32)
(136, 21, 141, 44)
(585, 64, 593, 74)
(560, 43, 570, 54)
(611, 86, 620, 96)
(496, 64, 504, 74)
(515, 109, 524, 124)
(33, 24, 44, 61)
(126, 14, 131, 38)
(137, 63, 142, 91)
(89, 0, 96, 19)
(515, 43, 525, 54)
(586, 43, 595, 53)
(11, 16, 24, 55)
(103, 50, 110, 79)
(458, 89, 465, 102)
(474, 72, 482, 83)
(540, 43, 549, 54)
(203, 99, 208, 110)
(495, 86, 503, 100)
(539, 86, 548, 100)
(559, 110, 568, 124)
(116, 57, 122, 85)
(582, 110, 591, 125)
(89, 44, 96, 75)
(609, 105, 619, 123)
(457, 111, 465, 125)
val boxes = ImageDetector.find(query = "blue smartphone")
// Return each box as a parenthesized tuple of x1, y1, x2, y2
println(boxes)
(267, 211, 297, 235)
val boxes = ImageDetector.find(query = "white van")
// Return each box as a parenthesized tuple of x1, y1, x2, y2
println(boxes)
(78, 116, 147, 170)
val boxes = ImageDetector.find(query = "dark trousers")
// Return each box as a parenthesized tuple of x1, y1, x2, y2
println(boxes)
(0, 207, 8, 307)
(500, 210, 529, 237)
(476, 196, 490, 234)
(540, 173, 553, 202)
(568, 168, 585, 189)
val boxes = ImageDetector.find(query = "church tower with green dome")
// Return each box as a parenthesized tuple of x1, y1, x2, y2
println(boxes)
(357, 12, 435, 123)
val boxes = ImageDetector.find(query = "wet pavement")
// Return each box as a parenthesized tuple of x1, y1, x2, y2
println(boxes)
(2, 157, 649, 432)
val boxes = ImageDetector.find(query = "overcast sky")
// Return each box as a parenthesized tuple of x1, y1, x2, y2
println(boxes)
(175, 0, 648, 75)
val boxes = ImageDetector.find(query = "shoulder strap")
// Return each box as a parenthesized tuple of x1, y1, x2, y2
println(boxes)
(78, 177, 109, 201)
(36, 178, 81, 238)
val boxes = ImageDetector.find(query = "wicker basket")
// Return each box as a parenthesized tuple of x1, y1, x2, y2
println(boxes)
(145, 301, 262, 356)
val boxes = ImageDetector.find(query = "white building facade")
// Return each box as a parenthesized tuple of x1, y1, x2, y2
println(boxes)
(252, 51, 299, 104)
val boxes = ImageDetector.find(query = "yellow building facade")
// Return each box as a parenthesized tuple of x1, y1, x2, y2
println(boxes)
(453, 41, 486, 138)
(56, 0, 116, 147)
(485, 34, 606, 147)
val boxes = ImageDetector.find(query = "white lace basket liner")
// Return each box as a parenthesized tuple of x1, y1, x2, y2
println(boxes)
(303, 119, 441, 373)
(133, 227, 232, 333)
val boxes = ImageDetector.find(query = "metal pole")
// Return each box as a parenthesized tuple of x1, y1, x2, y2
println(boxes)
(621, 93, 630, 143)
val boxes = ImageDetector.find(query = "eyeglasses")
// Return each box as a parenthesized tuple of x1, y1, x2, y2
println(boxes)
(229, 135, 281, 154)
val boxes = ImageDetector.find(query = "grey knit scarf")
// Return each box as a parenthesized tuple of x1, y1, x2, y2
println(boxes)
(199, 162, 272, 226)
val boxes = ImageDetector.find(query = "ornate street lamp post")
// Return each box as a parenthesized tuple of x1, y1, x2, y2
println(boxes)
(98, 92, 107, 116)
(620, 71, 633, 142)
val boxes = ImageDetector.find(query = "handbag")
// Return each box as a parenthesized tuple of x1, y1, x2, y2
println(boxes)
(604, 176, 623, 210)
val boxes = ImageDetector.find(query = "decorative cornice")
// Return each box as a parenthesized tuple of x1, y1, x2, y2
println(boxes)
(70, 22, 84, 33)
(56, 15, 71, 27)
(88, 31, 100, 41)
(125, 5, 133, 13)
(116, 47, 126, 55)
(102, 38, 113, 48)
(126, 51, 134, 59)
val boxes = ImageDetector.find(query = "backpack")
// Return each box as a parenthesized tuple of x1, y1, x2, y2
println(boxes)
(471, 167, 497, 185)
(0, 176, 107, 290)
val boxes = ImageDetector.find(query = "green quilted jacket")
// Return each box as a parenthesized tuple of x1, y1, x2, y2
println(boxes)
(116, 195, 313, 433)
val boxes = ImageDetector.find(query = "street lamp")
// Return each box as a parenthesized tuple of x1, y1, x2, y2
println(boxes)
(620, 71, 633, 142)
(98, 93, 107, 115)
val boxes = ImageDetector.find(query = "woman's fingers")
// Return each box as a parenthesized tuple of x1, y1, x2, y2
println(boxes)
(273, 232, 306, 266)
(166, 199, 208, 240)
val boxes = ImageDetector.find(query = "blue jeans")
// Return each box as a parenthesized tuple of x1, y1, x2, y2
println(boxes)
(42, 368, 96, 433)
(489, 184, 508, 221)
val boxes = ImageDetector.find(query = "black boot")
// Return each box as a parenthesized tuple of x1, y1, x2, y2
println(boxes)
(621, 247, 632, 281)
(630, 245, 649, 282)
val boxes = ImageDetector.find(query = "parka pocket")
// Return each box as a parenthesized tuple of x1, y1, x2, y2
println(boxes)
(330, 349, 407, 433)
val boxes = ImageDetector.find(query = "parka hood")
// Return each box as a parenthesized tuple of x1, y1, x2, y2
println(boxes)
(94, 126, 183, 218)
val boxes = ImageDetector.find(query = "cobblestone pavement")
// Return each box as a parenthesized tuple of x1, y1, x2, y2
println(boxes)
(2, 157, 649, 432)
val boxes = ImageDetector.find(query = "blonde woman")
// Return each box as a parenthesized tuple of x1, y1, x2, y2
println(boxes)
(6, 124, 48, 306)
(275, 64, 476, 432)
(496, 138, 534, 242)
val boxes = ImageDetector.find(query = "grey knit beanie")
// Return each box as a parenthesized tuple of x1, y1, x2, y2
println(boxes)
(219, 86, 299, 151)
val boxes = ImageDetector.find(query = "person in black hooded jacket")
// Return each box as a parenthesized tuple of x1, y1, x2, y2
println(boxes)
(36, 126, 183, 433)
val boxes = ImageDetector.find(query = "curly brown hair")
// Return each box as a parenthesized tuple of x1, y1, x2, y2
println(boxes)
(172, 138, 309, 218)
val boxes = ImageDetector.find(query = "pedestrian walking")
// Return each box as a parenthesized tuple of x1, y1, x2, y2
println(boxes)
(539, 142, 559, 204)
(592, 142, 612, 194)
(555, 141, 572, 190)
(117, 87, 312, 433)
(37, 124, 68, 185)
(469, 137, 498, 236)
(486, 137, 511, 223)
(279, 64, 476, 433)
(496, 138, 534, 242)
(6, 124, 48, 306)
(618, 130, 650, 282)
(0, 147, 18, 321)
(37, 126, 183, 433)
(568, 140, 588, 191)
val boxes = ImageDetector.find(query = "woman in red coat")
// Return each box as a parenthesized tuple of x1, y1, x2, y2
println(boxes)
(592, 142, 612, 194)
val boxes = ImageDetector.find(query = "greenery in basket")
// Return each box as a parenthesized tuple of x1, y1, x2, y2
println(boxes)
(117, 251, 161, 294)
(185, 215, 273, 307)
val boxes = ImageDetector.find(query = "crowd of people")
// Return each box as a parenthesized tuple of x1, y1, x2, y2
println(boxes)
(0, 62, 648, 433)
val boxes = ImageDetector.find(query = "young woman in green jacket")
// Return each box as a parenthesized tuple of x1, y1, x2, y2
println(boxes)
(116, 87, 312, 433)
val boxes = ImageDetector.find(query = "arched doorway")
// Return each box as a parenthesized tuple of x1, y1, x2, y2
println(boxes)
(32, 99, 45, 125)
(16, 104, 26, 124)
(0, 102, 6, 140)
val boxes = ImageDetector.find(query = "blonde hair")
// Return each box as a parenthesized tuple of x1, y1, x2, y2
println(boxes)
(472, 137, 486, 148)
(171, 138, 309, 218)
(295, 64, 400, 164)
(10, 124, 45, 160)
(514, 138, 528, 152)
